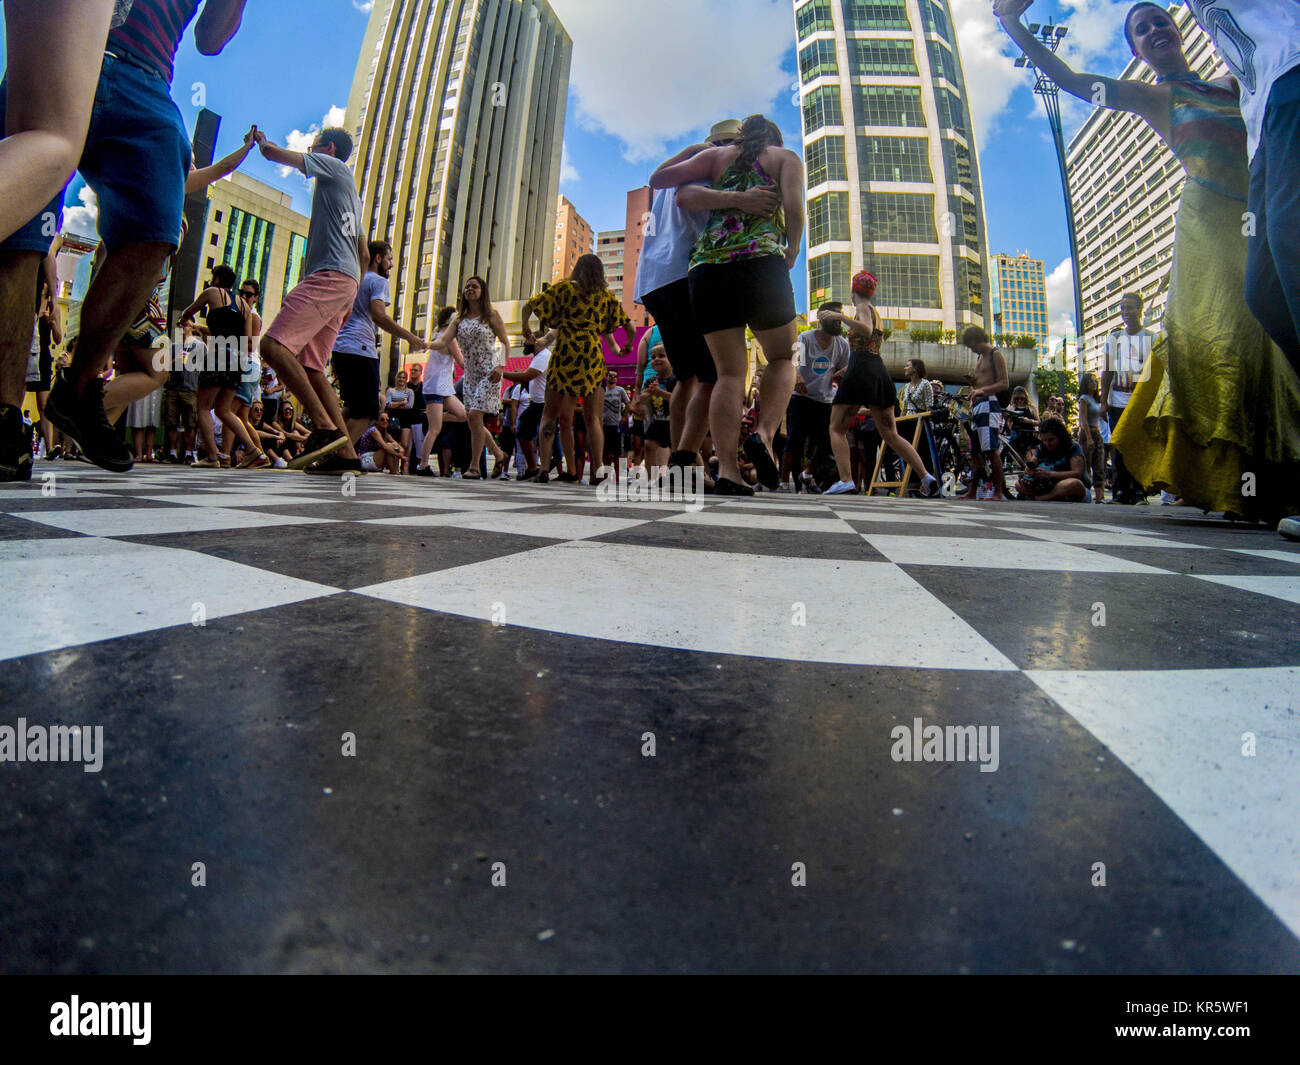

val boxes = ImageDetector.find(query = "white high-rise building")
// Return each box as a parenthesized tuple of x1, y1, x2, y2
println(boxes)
(345, 0, 572, 370)
(1066, 4, 1222, 378)
(794, 0, 991, 332)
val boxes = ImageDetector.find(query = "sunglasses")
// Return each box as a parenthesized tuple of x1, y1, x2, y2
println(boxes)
(240, 290, 257, 299)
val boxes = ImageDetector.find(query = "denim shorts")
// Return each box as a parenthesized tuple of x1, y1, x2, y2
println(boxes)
(0, 52, 192, 255)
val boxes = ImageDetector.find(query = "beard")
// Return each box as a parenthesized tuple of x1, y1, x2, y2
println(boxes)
(822, 322, 843, 336)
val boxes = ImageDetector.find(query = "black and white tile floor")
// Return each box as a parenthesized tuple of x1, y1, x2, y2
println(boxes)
(1, 464, 1297, 973)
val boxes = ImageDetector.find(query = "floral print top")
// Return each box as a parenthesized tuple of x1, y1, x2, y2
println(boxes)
(689, 157, 787, 269)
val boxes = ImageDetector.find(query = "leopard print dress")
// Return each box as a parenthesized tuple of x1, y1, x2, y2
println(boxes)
(523, 280, 632, 398)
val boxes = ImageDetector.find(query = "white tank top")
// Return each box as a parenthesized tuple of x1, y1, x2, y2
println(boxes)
(423, 326, 457, 396)
(1187, 0, 1300, 160)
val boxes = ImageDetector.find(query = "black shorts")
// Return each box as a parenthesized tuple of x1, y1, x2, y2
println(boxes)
(388, 406, 420, 428)
(641, 278, 716, 384)
(602, 424, 622, 461)
(517, 403, 544, 442)
(687, 255, 796, 336)
(332, 352, 380, 420)
(645, 420, 671, 448)
(834, 350, 897, 410)
(197, 369, 240, 390)
(29, 350, 53, 392)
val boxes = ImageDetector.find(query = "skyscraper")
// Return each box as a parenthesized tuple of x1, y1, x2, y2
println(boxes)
(345, 0, 572, 369)
(990, 252, 1048, 356)
(795, 0, 991, 332)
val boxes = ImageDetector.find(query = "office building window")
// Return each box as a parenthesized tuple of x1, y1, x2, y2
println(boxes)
(841, 0, 910, 31)
(941, 137, 974, 188)
(935, 89, 968, 137)
(948, 193, 980, 243)
(858, 136, 932, 183)
(919, 0, 952, 41)
(799, 38, 839, 83)
(808, 191, 850, 247)
(806, 136, 848, 187)
(869, 253, 940, 308)
(803, 85, 843, 132)
(850, 39, 917, 76)
(809, 251, 852, 306)
(927, 40, 958, 84)
(953, 257, 984, 316)
(796, 0, 834, 40)
(852, 85, 925, 127)
(862, 192, 936, 243)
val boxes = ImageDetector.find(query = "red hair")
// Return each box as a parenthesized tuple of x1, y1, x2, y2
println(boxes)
(852, 270, 877, 298)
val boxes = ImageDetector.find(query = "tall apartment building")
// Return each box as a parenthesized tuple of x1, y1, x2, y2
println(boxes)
(622, 186, 652, 329)
(552, 195, 593, 283)
(1066, 4, 1220, 377)
(597, 230, 625, 296)
(795, 0, 991, 331)
(990, 252, 1048, 356)
(196, 173, 310, 324)
(345, 0, 572, 371)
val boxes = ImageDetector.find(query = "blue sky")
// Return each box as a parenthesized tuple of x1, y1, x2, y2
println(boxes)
(1, 0, 1147, 338)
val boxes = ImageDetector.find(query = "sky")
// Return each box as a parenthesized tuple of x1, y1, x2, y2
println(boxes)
(1, 0, 1153, 347)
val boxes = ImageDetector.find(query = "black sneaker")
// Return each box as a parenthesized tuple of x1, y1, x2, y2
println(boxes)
(713, 476, 754, 497)
(287, 428, 347, 470)
(44, 372, 134, 473)
(743, 434, 779, 491)
(414, 464, 435, 477)
(303, 453, 363, 475)
(0, 405, 34, 482)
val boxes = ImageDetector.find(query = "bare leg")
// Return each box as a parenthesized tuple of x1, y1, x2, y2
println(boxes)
(752, 321, 797, 451)
(104, 345, 168, 423)
(0, 1, 114, 244)
(874, 406, 932, 485)
(195, 387, 222, 461)
(419, 402, 444, 469)
(536, 393, 568, 474)
(34, 390, 52, 452)
(829, 404, 855, 483)
(0, 251, 43, 407)
(216, 390, 260, 456)
(69, 243, 173, 391)
(258, 336, 340, 436)
(305, 367, 358, 460)
(703, 327, 749, 483)
(582, 393, 605, 478)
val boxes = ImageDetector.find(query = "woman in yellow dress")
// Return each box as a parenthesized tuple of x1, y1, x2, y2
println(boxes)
(997, 0, 1300, 522)
(522, 254, 634, 484)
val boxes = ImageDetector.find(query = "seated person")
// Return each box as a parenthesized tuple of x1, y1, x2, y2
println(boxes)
(1017, 416, 1087, 502)
(357, 412, 406, 474)
(247, 400, 287, 467)
(275, 402, 309, 460)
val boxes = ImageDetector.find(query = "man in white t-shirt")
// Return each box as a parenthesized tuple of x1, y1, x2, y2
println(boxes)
(332, 239, 428, 450)
(782, 304, 850, 491)
(1102, 292, 1156, 504)
(501, 333, 553, 477)
(1186, 1, 1300, 370)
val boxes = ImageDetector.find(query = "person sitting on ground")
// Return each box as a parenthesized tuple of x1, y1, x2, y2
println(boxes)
(1018, 416, 1088, 502)
(357, 411, 406, 474)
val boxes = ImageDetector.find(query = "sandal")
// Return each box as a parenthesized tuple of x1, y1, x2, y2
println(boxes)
(463, 469, 482, 480)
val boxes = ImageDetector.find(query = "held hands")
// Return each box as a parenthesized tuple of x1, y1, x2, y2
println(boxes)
(242, 125, 258, 151)
(489, 367, 503, 383)
(735, 186, 780, 219)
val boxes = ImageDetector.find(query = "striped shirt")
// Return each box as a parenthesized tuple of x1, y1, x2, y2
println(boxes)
(108, 0, 202, 83)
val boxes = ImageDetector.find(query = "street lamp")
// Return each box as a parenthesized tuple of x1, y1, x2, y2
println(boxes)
(1014, 19, 1085, 374)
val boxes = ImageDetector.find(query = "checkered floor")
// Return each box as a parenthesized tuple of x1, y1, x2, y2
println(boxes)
(2, 462, 1298, 972)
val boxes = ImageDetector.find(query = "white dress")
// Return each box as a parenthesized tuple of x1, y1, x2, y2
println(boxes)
(459, 315, 501, 414)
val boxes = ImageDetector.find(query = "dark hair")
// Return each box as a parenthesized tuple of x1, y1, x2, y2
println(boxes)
(240, 278, 261, 295)
(1120, 291, 1144, 308)
(569, 253, 606, 297)
(317, 127, 353, 163)
(458, 276, 493, 320)
(211, 264, 236, 289)
(817, 301, 842, 314)
(961, 325, 989, 347)
(908, 358, 928, 378)
(1123, 3, 1171, 52)
(436, 306, 455, 329)
(1039, 416, 1069, 444)
(1080, 372, 1101, 399)
(369, 240, 391, 261)
(735, 114, 782, 174)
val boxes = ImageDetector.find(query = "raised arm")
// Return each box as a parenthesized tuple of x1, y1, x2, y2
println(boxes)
(194, 0, 249, 56)
(254, 130, 306, 174)
(187, 126, 256, 192)
(179, 289, 215, 323)
(994, 0, 1162, 124)
(648, 147, 720, 190)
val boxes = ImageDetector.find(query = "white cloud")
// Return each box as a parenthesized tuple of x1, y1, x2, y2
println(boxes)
(560, 141, 579, 185)
(548, 0, 794, 163)
(950, 0, 1024, 145)
(62, 186, 99, 239)
(352, 1, 375, 12)
(1045, 256, 1078, 347)
(280, 106, 349, 177)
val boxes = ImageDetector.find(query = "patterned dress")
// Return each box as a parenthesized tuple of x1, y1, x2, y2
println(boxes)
(1112, 74, 1300, 520)
(458, 314, 501, 414)
(523, 280, 632, 398)
(689, 157, 787, 268)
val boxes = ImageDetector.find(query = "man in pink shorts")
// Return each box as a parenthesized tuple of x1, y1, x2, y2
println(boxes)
(254, 126, 366, 473)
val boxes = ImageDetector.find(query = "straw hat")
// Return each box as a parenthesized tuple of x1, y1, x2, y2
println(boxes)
(707, 119, 742, 145)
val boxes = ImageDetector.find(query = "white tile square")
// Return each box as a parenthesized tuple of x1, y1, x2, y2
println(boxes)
(1193, 574, 1300, 605)
(9, 506, 331, 537)
(861, 534, 1173, 573)
(999, 527, 1208, 548)
(360, 510, 648, 540)
(659, 510, 857, 533)
(1231, 549, 1300, 566)
(356, 542, 1017, 671)
(0, 537, 339, 661)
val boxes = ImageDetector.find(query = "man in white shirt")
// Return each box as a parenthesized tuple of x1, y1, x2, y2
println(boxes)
(1187, 1, 1300, 370)
(1102, 292, 1156, 504)
(781, 303, 850, 491)
(502, 332, 554, 478)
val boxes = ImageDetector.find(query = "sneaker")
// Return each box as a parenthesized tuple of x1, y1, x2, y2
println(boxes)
(303, 453, 363, 475)
(414, 464, 435, 477)
(0, 405, 34, 482)
(920, 474, 943, 498)
(825, 479, 856, 495)
(712, 476, 754, 497)
(287, 428, 347, 470)
(237, 450, 269, 469)
(743, 434, 780, 491)
(533, 470, 550, 485)
(44, 372, 134, 473)
(450, 471, 462, 479)
(272, 455, 288, 469)
(776, 482, 794, 493)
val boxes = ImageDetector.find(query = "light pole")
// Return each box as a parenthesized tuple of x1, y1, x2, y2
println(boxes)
(1014, 20, 1085, 375)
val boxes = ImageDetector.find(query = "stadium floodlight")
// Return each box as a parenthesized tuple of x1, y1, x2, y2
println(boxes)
(1014, 56, 1029, 67)
(1028, 22, 1041, 33)
(1056, 25, 1068, 38)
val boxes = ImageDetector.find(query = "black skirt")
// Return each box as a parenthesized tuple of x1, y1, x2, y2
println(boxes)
(834, 349, 897, 410)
